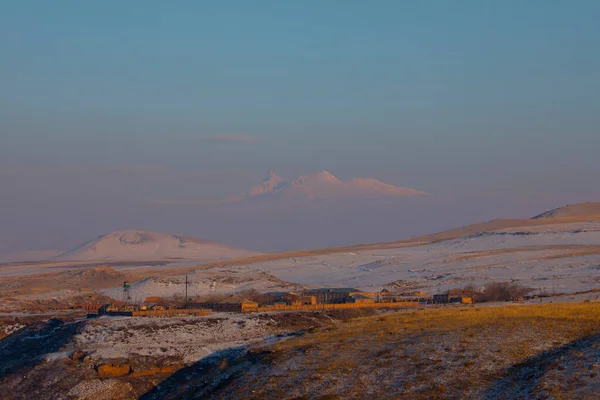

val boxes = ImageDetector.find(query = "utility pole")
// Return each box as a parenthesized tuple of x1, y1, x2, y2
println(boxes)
(122, 281, 131, 303)
(185, 275, 189, 305)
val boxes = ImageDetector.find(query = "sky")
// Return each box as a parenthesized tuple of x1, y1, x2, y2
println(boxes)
(1, 1, 600, 258)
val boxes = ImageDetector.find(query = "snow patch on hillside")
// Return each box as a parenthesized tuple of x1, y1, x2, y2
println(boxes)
(101, 271, 303, 301)
(193, 221, 600, 296)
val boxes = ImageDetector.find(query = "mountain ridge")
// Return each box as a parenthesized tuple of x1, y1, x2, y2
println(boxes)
(227, 170, 427, 202)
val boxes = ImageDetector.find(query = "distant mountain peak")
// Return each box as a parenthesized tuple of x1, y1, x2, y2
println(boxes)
(314, 170, 338, 180)
(266, 170, 280, 180)
(301, 170, 342, 182)
(246, 171, 285, 197)
(227, 171, 427, 202)
(292, 170, 343, 186)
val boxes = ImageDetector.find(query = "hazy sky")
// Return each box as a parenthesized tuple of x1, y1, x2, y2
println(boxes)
(1, 2, 600, 257)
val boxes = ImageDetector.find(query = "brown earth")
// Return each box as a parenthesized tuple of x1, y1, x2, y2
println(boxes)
(97, 363, 131, 378)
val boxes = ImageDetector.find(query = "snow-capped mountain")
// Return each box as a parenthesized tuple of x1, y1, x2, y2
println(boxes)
(227, 170, 427, 202)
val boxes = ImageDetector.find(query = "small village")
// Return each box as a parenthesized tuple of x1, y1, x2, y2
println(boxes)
(78, 282, 474, 318)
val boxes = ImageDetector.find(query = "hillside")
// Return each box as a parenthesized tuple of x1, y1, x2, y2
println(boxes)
(532, 202, 600, 220)
(55, 230, 262, 262)
(4, 202, 600, 302)
(404, 202, 600, 245)
(139, 201, 600, 278)
(127, 201, 600, 300)
(188, 303, 600, 400)
(100, 272, 303, 302)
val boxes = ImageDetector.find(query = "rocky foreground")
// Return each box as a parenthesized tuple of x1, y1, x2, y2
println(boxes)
(2, 303, 600, 399)
(0, 309, 376, 400)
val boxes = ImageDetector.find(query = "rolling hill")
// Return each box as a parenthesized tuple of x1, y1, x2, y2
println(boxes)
(54, 230, 262, 262)
(120, 202, 600, 297)
(406, 201, 600, 245)
(4, 202, 600, 301)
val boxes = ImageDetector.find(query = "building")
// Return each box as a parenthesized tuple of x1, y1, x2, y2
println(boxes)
(433, 294, 450, 304)
(349, 291, 381, 298)
(400, 291, 427, 297)
(434, 293, 474, 304)
(345, 294, 376, 304)
(299, 295, 317, 305)
(289, 295, 317, 306)
(271, 301, 289, 309)
(304, 288, 358, 304)
(262, 291, 300, 305)
(450, 296, 473, 304)
(204, 297, 259, 312)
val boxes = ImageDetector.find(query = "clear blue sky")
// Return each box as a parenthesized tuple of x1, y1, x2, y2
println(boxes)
(1, 1, 600, 254)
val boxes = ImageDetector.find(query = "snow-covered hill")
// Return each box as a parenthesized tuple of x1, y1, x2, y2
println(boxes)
(183, 220, 600, 297)
(55, 230, 262, 262)
(91, 220, 600, 302)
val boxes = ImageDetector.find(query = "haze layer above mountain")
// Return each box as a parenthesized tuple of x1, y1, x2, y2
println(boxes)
(227, 171, 427, 202)
(54, 230, 262, 262)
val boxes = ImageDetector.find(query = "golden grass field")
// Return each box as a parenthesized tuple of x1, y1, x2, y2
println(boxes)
(207, 302, 600, 399)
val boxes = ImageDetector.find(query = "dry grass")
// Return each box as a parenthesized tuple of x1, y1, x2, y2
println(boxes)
(276, 302, 600, 349)
(211, 302, 600, 399)
(542, 247, 600, 259)
(447, 244, 600, 262)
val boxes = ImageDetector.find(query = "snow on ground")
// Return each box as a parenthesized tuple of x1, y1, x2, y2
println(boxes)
(96, 221, 600, 300)
(5, 221, 600, 300)
(1, 320, 25, 338)
(73, 313, 307, 364)
(190, 221, 600, 296)
(101, 271, 304, 302)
